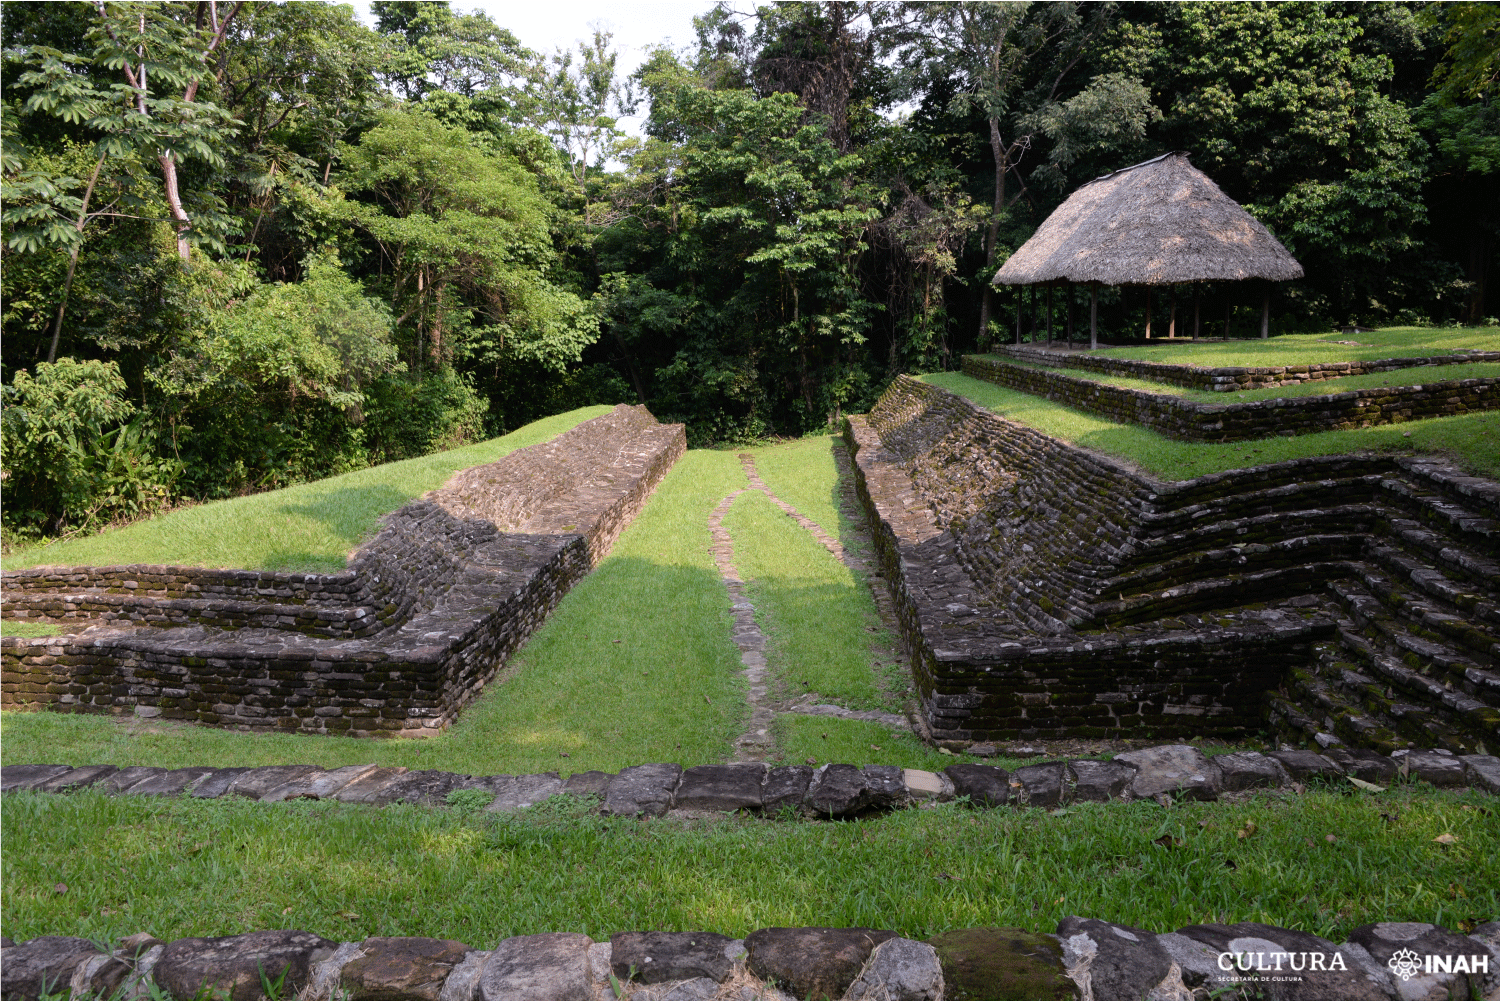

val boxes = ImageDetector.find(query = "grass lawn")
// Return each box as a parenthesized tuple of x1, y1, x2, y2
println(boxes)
(3, 783, 1492, 946)
(0, 450, 751, 777)
(2, 405, 615, 574)
(923, 372, 1500, 481)
(1085, 326, 1500, 367)
(747, 434, 848, 539)
(983, 356, 1500, 403)
(0, 621, 63, 638)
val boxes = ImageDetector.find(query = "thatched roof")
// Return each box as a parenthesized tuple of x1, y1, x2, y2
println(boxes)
(993, 152, 1303, 286)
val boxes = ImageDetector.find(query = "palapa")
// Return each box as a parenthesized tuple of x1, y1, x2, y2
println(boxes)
(993, 152, 1303, 287)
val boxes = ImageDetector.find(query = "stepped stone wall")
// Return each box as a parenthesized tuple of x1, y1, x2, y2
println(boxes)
(847, 376, 1500, 752)
(961, 354, 1500, 442)
(990, 344, 1500, 392)
(0, 405, 685, 736)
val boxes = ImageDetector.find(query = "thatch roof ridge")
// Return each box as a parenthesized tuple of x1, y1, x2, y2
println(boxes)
(994, 152, 1303, 287)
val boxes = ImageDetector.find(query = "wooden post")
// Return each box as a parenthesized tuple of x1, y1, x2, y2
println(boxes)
(1261, 288, 1270, 338)
(1065, 283, 1074, 349)
(1016, 286, 1022, 345)
(1046, 284, 1054, 345)
(1145, 286, 1153, 339)
(1168, 286, 1177, 339)
(1090, 286, 1098, 350)
(1193, 287, 1201, 340)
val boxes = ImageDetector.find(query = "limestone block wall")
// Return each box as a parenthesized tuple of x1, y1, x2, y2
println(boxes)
(990, 344, 1500, 392)
(962, 354, 1500, 441)
(847, 376, 1500, 750)
(1, 405, 686, 736)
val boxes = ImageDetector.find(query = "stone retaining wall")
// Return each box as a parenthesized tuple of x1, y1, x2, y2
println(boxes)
(961, 354, 1500, 441)
(846, 377, 1500, 750)
(0, 406, 686, 736)
(3, 748, 1499, 1000)
(990, 345, 1500, 392)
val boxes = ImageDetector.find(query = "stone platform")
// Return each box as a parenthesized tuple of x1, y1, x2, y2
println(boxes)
(848, 377, 1500, 752)
(0, 406, 685, 736)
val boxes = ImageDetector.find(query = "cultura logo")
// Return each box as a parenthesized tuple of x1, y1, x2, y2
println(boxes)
(1387, 948, 1423, 982)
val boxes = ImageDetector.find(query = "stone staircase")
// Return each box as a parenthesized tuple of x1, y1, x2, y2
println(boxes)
(849, 376, 1500, 751)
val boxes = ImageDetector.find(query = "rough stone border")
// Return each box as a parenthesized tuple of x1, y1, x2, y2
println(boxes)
(3, 745, 1495, 823)
(3, 913, 1497, 1001)
(989, 344, 1500, 393)
(962, 354, 1500, 442)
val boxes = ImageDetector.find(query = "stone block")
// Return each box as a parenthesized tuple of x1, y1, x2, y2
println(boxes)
(1459, 754, 1500, 794)
(902, 768, 951, 802)
(484, 774, 565, 812)
(1, 764, 73, 793)
(561, 771, 612, 798)
(1055, 917, 1176, 1001)
(339, 937, 472, 1001)
(1269, 750, 1342, 782)
(1322, 748, 1397, 786)
(926, 927, 1075, 1001)
(124, 767, 216, 797)
(229, 765, 321, 800)
(478, 932, 593, 1001)
(152, 930, 338, 1001)
(762, 766, 813, 813)
(745, 927, 898, 1000)
(1400, 749, 1468, 787)
(608, 931, 735, 984)
(261, 764, 380, 802)
(843, 937, 944, 1001)
(188, 768, 252, 799)
(602, 763, 681, 818)
(805, 764, 869, 817)
(333, 767, 412, 804)
(673, 764, 766, 813)
(1067, 760, 1136, 802)
(1013, 762, 1069, 808)
(1173, 921, 1389, 1000)
(0, 936, 104, 999)
(36, 764, 118, 793)
(943, 764, 1011, 808)
(1113, 746, 1219, 802)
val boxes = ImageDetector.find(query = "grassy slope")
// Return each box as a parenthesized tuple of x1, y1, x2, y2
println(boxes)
(1088, 327, 1500, 366)
(0, 451, 750, 776)
(924, 372, 1500, 481)
(3, 406, 615, 574)
(985, 357, 1500, 403)
(3, 784, 1491, 945)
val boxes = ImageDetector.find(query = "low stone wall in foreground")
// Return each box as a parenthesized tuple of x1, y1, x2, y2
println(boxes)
(989, 344, 1500, 393)
(0, 406, 686, 736)
(961, 354, 1500, 441)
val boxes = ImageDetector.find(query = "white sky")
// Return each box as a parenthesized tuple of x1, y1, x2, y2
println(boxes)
(350, 1, 723, 137)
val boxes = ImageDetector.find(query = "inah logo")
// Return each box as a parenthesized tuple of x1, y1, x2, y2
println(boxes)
(1387, 948, 1422, 982)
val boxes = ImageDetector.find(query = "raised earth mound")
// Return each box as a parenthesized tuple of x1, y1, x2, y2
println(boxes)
(0, 405, 685, 736)
(848, 376, 1500, 754)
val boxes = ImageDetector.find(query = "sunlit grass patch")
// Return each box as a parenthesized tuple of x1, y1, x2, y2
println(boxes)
(3, 783, 1492, 946)
(923, 372, 1500, 481)
(1088, 326, 1500, 366)
(3, 405, 615, 574)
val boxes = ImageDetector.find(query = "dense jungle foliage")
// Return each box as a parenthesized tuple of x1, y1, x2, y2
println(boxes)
(2, 1, 1497, 539)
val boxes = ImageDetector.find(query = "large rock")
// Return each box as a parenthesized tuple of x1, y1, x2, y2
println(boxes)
(861, 766, 908, 811)
(842, 937, 944, 1001)
(187, 768, 252, 799)
(1013, 763, 1069, 808)
(370, 770, 465, 806)
(762, 766, 813, 813)
(1213, 752, 1288, 792)
(0, 936, 105, 998)
(1347, 922, 1494, 1001)
(674, 765, 766, 813)
(901, 769, 952, 803)
(609, 932, 735, 984)
(487, 773, 566, 812)
(1113, 746, 1220, 802)
(745, 927, 898, 1000)
(102, 766, 169, 794)
(261, 764, 380, 803)
(927, 928, 1076, 1001)
(478, 932, 594, 1001)
(942, 765, 1010, 808)
(332, 767, 412, 804)
(1055, 917, 1178, 1001)
(1067, 760, 1135, 803)
(805, 765, 871, 817)
(229, 766, 321, 800)
(125, 767, 217, 797)
(1268, 751, 1342, 782)
(37, 764, 118, 793)
(0, 764, 72, 792)
(1321, 749, 1397, 786)
(1173, 921, 1390, 1000)
(152, 930, 338, 1001)
(1398, 750, 1467, 787)
(339, 937, 472, 1001)
(602, 764, 682, 818)
(1459, 754, 1500, 794)
(627, 978, 719, 1001)
(561, 771, 613, 798)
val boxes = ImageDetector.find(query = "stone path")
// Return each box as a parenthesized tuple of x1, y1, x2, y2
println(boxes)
(710, 452, 910, 762)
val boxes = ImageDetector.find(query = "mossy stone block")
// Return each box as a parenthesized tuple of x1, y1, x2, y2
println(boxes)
(927, 927, 1075, 1001)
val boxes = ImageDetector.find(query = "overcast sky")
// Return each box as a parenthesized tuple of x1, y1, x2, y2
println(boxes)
(350, 1, 724, 137)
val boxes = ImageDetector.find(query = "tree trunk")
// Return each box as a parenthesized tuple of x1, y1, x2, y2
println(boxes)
(1090, 286, 1098, 350)
(977, 115, 1007, 343)
(47, 153, 107, 363)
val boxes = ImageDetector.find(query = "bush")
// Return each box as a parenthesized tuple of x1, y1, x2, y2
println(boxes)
(1, 358, 178, 536)
(362, 368, 488, 463)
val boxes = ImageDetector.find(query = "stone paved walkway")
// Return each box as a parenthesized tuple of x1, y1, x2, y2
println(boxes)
(711, 452, 909, 762)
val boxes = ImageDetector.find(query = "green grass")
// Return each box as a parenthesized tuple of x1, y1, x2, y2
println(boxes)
(3, 784, 1492, 945)
(0, 621, 63, 638)
(987, 356, 1500, 403)
(776, 716, 1004, 771)
(724, 488, 890, 710)
(2, 405, 615, 574)
(924, 371, 1500, 481)
(1088, 326, 1500, 367)
(748, 434, 848, 539)
(0, 450, 752, 776)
